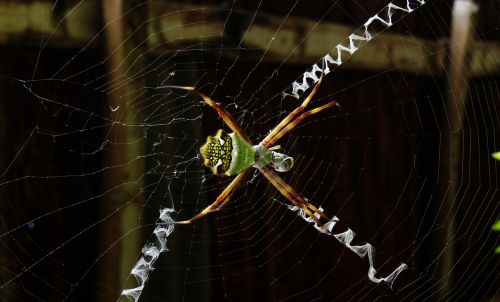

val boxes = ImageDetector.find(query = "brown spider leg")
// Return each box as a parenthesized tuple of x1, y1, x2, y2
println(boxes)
(176, 171, 249, 224)
(260, 74, 324, 147)
(162, 85, 251, 143)
(259, 167, 330, 226)
(213, 170, 251, 211)
(264, 100, 340, 147)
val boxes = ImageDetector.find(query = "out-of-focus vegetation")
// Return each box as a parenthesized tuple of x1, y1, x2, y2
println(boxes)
(493, 219, 500, 254)
(490, 152, 500, 254)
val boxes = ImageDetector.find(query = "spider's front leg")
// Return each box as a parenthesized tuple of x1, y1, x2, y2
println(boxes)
(259, 166, 330, 227)
(260, 74, 340, 148)
(260, 75, 324, 147)
(264, 100, 340, 147)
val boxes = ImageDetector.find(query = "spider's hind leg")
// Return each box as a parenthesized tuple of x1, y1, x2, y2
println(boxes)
(176, 171, 249, 224)
(160, 85, 251, 143)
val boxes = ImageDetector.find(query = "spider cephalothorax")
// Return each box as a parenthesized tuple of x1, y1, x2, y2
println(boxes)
(200, 129, 294, 176)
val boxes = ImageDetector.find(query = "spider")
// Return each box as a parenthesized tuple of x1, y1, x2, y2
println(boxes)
(164, 75, 340, 226)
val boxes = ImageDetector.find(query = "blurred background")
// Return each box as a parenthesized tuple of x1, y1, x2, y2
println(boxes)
(0, 0, 499, 301)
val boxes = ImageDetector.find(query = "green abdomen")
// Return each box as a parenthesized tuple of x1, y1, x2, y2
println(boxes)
(226, 133, 256, 176)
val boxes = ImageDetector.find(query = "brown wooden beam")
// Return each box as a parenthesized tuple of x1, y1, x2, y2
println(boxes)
(0, 1, 99, 47)
(100, 0, 147, 300)
(0, 1, 498, 77)
(440, 0, 478, 299)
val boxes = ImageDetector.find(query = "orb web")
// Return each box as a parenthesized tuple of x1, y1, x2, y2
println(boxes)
(0, 0, 499, 301)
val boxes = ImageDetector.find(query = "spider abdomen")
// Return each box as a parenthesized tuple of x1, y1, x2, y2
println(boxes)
(227, 133, 256, 175)
(200, 129, 255, 176)
(200, 129, 294, 176)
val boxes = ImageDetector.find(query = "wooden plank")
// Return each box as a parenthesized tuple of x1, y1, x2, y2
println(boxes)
(146, 2, 446, 75)
(0, 1, 498, 77)
(469, 40, 500, 77)
(99, 0, 147, 300)
(440, 0, 478, 299)
(0, 1, 99, 46)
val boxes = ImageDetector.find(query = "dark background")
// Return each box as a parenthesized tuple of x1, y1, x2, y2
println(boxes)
(0, 0, 499, 301)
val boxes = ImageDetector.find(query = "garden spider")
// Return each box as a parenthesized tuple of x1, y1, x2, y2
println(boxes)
(165, 75, 340, 226)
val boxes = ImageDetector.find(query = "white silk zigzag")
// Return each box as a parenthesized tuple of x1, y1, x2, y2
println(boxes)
(119, 208, 175, 302)
(288, 205, 407, 287)
(283, 0, 428, 100)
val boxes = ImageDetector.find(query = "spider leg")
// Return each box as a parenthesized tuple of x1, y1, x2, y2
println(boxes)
(213, 171, 249, 211)
(260, 74, 324, 147)
(212, 190, 239, 213)
(161, 85, 251, 143)
(176, 171, 250, 224)
(258, 167, 330, 226)
(264, 100, 340, 147)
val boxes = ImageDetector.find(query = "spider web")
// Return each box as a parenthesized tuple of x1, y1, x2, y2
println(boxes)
(0, 0, 499, 301)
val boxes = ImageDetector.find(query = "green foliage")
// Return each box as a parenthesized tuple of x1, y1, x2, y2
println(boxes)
(493, 219, 500, 231)
(494, 220, 500, 254)
(492, 151, 500, 161)
(491, 153, 500, 254)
